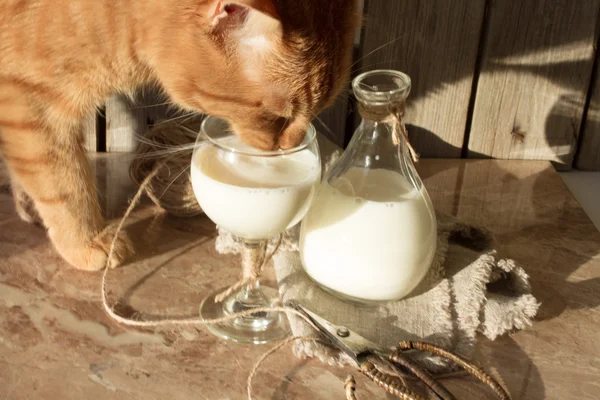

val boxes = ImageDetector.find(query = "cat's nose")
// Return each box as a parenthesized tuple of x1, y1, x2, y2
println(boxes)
(230, 116, 287, 151)
(277, 117, 309, 150)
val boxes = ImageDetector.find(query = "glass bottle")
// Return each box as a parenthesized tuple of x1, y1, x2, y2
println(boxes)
(299, 70, 437, 303)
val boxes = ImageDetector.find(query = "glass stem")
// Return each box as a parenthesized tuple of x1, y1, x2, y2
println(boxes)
(238, 239, 268, 305)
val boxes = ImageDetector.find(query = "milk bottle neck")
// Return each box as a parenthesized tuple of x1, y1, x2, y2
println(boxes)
(341, 110, 413, 171)
(326, 69, 419, 188)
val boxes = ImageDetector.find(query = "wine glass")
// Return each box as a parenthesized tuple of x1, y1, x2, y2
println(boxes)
(191, 116, 321, 344)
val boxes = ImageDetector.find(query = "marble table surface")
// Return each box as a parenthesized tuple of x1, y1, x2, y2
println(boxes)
(1, 152, 599, 399)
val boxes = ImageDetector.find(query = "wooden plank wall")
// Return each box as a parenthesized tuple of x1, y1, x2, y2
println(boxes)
(468, 0, 599, 170)
(84, 0, 600, 170)
(106, 88, 175, 152)
(577, 43, 600, 170)
(357, 0, 486, 158)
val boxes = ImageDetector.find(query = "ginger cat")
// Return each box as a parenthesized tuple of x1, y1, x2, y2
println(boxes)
(0, 0, 358, 270)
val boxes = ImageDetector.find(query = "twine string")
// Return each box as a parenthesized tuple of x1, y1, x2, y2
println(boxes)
(101, 121, 493, 400)
(214, 236, 282, 303)
(246, 336, 326, 400)
(345, 374, 360, 400)
(129, 122, 203, 217)
(358, 101, 419, 163)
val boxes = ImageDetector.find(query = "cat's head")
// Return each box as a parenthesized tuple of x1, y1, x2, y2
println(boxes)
(150, 0, 359, 150)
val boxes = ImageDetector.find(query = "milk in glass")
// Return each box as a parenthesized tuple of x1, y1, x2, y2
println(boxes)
(191, 136, 320, 240)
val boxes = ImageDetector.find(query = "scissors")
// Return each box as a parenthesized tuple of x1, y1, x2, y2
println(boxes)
(287, 301, 511, 400)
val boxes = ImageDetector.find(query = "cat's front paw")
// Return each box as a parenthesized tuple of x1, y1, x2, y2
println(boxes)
(51, 226, 134, 271)
(91, 227, 134, 270)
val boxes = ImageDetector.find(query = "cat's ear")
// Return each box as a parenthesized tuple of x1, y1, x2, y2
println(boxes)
(205, 0, 279, 26)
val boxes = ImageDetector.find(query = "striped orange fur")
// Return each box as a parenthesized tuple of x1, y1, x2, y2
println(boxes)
(0, 0, 359, 270)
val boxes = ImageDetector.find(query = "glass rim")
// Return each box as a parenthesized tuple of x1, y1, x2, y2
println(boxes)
(352, 69, 411, 103)
(199, 116, 317, 157)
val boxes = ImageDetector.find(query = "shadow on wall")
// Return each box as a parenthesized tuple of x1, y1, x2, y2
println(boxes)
(406, 124, 490, 159)
(545, 95, 584, 168)
(345, 0, 599, 167)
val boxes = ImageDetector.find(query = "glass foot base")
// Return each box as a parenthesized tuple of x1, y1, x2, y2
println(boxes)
(199, 285, 290, 344)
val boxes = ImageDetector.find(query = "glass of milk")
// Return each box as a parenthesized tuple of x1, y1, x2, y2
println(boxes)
(191, 116, 321, 344)
(299, 70, 437, 303)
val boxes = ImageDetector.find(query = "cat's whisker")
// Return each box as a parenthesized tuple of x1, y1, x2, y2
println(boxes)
(344, 34, 408, 74)
(150, 112, 200, 127)
(133, 133, 168, 147)
(349, 59, 406, 76)
(175, 123, 203, 137)
(159, 164, 192, 200)
(128, 96, 198, 110)
(338, 88, 352, 98)
(163, 162, 173, 178)
(131, 144, 199, 160)
(311, 113, 337, 143)
(131, 117, 206, 161)
(276, 116, 287, 139)
(129, 101, 178, 110)
(132, 132, 192, 149)
(330, 84, 352, 100)
(130, 138, 199, 160)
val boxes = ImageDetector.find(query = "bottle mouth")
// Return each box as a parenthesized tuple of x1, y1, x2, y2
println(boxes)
(352, 70, 411, 106)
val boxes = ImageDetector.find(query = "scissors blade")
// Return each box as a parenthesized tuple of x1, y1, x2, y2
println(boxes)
(287, 301, 387, 366)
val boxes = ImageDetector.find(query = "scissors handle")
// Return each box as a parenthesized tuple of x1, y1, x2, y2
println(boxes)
(387, 352, 456, 400)
(396, 341, 511, 400)
(359, 361, 426, 400)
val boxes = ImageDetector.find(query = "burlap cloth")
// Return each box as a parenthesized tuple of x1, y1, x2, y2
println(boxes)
(215, 211, 540, 372)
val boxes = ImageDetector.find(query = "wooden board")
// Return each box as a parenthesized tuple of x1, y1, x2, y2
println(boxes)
(576, 53, 600, 170)
(468, 0, 600, 169)
(357, 0, 486, 157)
(105, 87, 181, 152)
(105, 94, 145, 152)
(82, 112, 98, 152)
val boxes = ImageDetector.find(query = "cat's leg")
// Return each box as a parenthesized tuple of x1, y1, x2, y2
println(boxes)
(0, 119, 132, 271)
